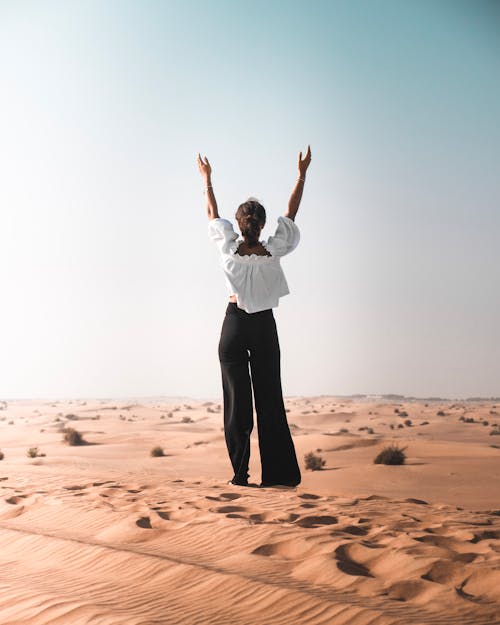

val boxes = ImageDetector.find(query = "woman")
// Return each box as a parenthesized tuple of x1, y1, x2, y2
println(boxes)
(198, 146, 312, 487)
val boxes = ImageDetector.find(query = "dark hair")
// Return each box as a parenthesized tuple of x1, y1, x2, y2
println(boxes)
(235, 198, 266, 247)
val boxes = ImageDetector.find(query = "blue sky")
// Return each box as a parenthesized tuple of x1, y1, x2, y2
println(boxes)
(0, 0, 499, 399)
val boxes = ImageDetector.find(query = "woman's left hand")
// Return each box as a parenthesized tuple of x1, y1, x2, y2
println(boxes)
(197, 153, 212, 180)
(298, 145, 312, 176)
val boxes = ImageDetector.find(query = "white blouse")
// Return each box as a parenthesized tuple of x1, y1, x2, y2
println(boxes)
(208, 215, 300, 313)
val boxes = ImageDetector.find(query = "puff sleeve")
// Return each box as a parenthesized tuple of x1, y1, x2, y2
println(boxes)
(208, 218, 239, 255)
(265, 216, 300, 257)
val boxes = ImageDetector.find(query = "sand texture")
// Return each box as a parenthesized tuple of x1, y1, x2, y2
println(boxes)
(0, 396, 499, 624)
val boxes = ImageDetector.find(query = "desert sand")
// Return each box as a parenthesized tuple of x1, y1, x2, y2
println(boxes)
(0, 395, 499, 624)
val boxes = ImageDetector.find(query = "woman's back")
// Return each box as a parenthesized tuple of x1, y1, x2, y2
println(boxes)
(208, 215, 300, 313)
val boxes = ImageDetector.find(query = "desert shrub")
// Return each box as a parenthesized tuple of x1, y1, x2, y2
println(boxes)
(464, 417, 475, 423)
(150, 446, 165, 457)
(0, 450, 4, 460)
(65, 413, 80, 420)
(160, 415, 166, 419)
(26, 447, 43, 458)
(399, 411, 408, 417)
(397, 423, 404, 429)
(437, 410, 445, 416)
(167, 411, 173, 417)
(404, 419, 412, 427)
(182, 416, 194, 423)
(374, 444, 407, 465)
(339, 427, 349, 433)
(63, 427, 86, 446)
(458, 415, 465, 421)
(483, 421, 489, 426)
(490, 429, 500, 436)
(421, 421, 429, 425)
(389, 424, 395, 430)
(394, 408, 400, 413)
(8, 420, 13, 425)
(304, 451, 326, 471)
(366, 427, 374, 434)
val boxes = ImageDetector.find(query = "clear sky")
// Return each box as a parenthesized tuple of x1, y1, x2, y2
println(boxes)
(1, 0, 499, 400)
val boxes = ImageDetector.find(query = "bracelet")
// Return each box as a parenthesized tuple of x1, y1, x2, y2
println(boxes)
(298, 177, 305, 183)
(204, 185, 213, 191)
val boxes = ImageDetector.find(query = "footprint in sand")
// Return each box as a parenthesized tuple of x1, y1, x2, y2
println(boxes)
(136, 516, 152, 529)
(295, 515, 338, 528)
(252, 537, 321, 559)
(339, 524, 369, 536)
(206, 493, 242, 502)
(470, 529, 500, 543)
(5, 495, 26, 505)
(334, 543, 374, 577)
(249, 512, 300, 524)
(213, 505, 247, 514)
(154, 511, 170, 520)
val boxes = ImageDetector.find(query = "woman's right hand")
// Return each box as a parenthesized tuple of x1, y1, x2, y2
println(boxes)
(298, 145, 312, 177)
(197, 153, 212, 180)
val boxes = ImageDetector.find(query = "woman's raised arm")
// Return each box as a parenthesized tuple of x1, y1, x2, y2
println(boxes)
(285, 145, 312, 221)
(197, 153, 220, 220)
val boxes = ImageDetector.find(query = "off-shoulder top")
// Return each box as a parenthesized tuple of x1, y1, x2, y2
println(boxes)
(208, 215, 300, 313)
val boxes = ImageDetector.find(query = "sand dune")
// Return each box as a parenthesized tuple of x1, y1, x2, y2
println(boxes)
(0, 396, 499, 624)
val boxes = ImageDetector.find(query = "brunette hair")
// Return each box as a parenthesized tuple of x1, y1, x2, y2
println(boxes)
(235, 198, 266, 247)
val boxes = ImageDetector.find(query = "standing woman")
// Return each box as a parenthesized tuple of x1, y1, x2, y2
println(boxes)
(199, 146, 312, 487)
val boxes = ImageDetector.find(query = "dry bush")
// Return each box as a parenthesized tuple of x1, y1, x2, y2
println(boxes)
(63, 427, 86, 446)
(150, 446, 165, 457)
(374, 444, 407, 465)
(26, 447, 45, 458)
(304, 451, 326, 471)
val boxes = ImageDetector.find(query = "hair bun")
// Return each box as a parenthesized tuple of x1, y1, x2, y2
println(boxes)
(235, 199, 266, 247)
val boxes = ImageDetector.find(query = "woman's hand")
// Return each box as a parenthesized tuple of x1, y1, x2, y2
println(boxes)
(298, 145, 312, 177)
(197, 153, 212, 181)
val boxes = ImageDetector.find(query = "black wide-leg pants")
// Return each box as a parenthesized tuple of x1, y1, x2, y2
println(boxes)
(218, 302, 301, 486)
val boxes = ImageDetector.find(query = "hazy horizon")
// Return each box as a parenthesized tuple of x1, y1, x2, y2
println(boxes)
(1, 1, 499, 400)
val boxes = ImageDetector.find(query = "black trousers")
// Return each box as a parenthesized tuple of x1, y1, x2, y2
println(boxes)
(218, 302, 301, 486)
